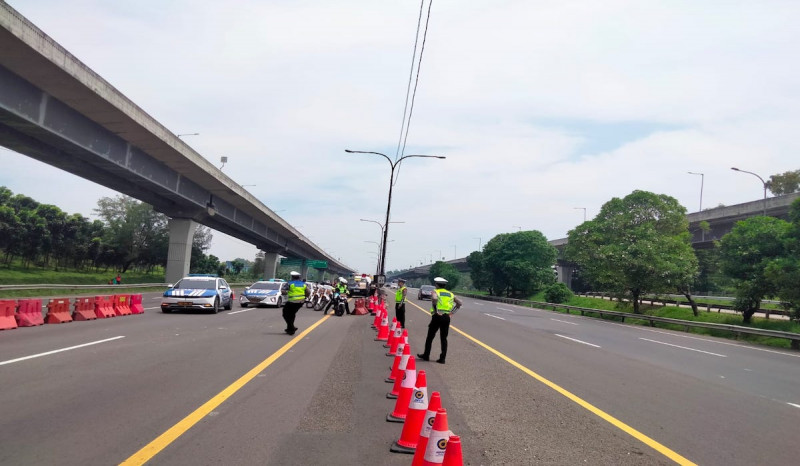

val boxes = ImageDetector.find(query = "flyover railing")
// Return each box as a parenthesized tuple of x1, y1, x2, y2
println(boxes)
(457, 292, 800, 350)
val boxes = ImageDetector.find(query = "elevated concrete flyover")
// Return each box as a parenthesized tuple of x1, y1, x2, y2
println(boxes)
(0, 4, 353, 281)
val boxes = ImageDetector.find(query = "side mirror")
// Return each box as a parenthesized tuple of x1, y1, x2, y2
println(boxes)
(220, 285, 228, 290)
(166, 284, 174, 288)
(244, 287, 250, 291)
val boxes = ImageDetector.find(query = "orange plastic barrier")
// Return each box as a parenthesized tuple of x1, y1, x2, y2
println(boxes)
(94, 296, 115, 318)
(16, 299, 44, 326)
(0, 300, 18, 330)
(129, 294, 144, 314)
(72, 297, 97, 321)
(45, 298, 73, 324)
(113, 294, 132, 316)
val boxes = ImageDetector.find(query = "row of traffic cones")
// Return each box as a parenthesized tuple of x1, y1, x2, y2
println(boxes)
(369, 304, 463, 465)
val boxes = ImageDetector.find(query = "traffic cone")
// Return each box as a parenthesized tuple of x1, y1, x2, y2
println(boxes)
(387, 343, 410, 383)
(372, 304, 381, 327)
(442, 435, 463, 466)
(385, 318, 398, 348)
(388, 352, 412, 398)
(421, 409, 450, 465)
(387, 326, 404, 356)
(390, 370, 428, 453)
(387, 356, 417, 422)
(376, 313, 389, 341)
(411, 392, 442, 466)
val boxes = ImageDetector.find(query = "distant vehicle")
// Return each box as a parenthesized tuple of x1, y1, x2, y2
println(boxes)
(348, 275, 372, 297)
(389, 280, 399, 289)
(161, 275, 233, 314)
(240, 280, 285, 308)
(417, 285, 435, 300)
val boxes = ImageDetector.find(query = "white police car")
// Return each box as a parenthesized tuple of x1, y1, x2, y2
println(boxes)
(161, 274, 233, 314)
(240, 279, 285, 308)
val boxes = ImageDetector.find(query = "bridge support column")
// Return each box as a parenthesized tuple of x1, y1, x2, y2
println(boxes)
(262, 252, 279, 279)
(300, 261, 309, 279)
(556, 265, 574, 288)
(166, 218, 197, 285)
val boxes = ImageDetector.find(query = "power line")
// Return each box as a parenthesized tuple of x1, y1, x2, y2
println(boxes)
(393, 0, 426, 163)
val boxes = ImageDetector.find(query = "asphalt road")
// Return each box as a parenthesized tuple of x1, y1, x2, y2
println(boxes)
(1, 289, 798, 465)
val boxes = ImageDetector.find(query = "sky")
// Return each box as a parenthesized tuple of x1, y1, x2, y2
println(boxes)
(2, 0, 799, 274)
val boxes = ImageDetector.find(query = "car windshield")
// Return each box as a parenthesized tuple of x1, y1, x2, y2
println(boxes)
(175, 279, 216, 289)
(421, 285, 435, 291)
(249, 282, 282, 290)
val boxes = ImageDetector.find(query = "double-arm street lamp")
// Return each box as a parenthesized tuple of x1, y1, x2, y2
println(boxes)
(360, 218, 404, 274)
(687, 172, 704, 212)
(348, 150, 445, 278)
(731, 167, 767, 216)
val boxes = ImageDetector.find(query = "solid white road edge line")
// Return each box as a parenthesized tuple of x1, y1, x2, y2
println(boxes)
(551, 318, 578, 325)
(484, 313, 506, 321)
(787, 402, 800, 409)
(639, 338, 727, 357)
(0, 336, 126, 366)
(227, 309, 254, 315)
(555, 334, 601, 348)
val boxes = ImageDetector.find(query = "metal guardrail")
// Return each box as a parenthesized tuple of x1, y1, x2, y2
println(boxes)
(0, 283, 171, 291)
(579, 292, 791, 318)
(458, 293, 800, 350)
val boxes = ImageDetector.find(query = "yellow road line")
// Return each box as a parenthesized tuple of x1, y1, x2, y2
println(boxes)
(120, 315, 331, 465)
(408, 301, 695, 466)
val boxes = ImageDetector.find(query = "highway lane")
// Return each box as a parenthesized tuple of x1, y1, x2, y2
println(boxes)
(433, 293, 800, 466)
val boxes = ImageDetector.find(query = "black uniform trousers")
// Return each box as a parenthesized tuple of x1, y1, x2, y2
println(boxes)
(283, 301, 304, 332)
(395, 302, 406, 328)
(422, 312, 451, 361)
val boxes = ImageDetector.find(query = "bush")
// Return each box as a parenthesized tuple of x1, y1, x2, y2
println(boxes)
(544, 283, 574, 304)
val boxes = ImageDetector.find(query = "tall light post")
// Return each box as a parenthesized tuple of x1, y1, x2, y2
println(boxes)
(474, 237, 482, 251)
(348, 150, 445, 279)
(360, 218, 405, 274)
(687, 172, 704, 212)
(573, 207, 586, 222)
(513, 225, 522, 232)
(731, 167, 767, 216)
(452, 244, 457, 260)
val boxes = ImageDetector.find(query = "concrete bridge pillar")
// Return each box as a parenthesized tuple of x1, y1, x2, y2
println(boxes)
(263, 252, 279, 279)
(300, 261, 309, 279)
(166, 218, 197, 284)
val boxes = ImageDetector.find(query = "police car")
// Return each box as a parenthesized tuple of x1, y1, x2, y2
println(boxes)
(161, 274, 234, 314)
(239, 279, 285, 308)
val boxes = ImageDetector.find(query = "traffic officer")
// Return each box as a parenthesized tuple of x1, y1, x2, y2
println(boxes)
(281, 271, 310, 335)
(418, 277, 462, 364)
(324, 277, 351, 315)
(394, 278, 407, 328)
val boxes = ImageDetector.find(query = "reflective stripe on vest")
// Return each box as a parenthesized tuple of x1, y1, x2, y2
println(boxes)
(395, 286, 406, 303)
(288, 281, 306, 302)
(434, 289, 454, 313)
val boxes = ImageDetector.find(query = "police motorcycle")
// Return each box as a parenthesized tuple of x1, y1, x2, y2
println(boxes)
(314, 286, 331, 311)
(306, 286, 320, 309)
(332, 289, 349, 317)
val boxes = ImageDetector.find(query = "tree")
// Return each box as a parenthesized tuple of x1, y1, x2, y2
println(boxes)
(766, 169, 800, 196)
(566, 190, 698, 314)
(481, 230, 557, 297)
(719, 216, 790, 323)
(466, 251, 492, 293)
(428, 261, 460, 289)
(764, 198, 800, 320)
(94, 195, 169, 272)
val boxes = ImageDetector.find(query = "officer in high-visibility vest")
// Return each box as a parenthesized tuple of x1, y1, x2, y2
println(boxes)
(281, 271, 310, 335)
(324, 277, 351, 315)
(394, 278, 407, 328)
(417, 277, 462, 364)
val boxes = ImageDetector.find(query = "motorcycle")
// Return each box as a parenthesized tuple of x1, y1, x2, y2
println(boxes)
(314, 292, 331, 312)
(333, 292, 349, 317)
(306, 290, 320, 309)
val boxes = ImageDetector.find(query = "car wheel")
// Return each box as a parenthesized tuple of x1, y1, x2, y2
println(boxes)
(162, 308, 171, 314)
(240, 301, 248, 308)
(210, 297, 220, 314)
(224, 297, 232, 310)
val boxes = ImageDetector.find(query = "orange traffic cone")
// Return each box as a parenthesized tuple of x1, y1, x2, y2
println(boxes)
(376, 313, 389, 341)
(421, 409, 450, 465)
(388, 351, 412, 398)
(387, 326, 404, 356)
(387, 343, 410, 383)
(387, 356, 417, 422)
(411, 392, 442, 466)
(442, 435, 463, 466)
(385, 318, 398, 348)
(390, 370, 428, 453)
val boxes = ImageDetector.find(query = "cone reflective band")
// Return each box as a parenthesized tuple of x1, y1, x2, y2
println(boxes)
(376, 313, 389, 341)
(422, 409, 450, 465)
(387, 351, 411, 398)
(412, 392, 442, 466)
(390, 371, 429, 453)
(442, 435, 463, 466)
(387, 326, 403, 356)
(387, 356, 417, 422)
(387, 342, 410, 383)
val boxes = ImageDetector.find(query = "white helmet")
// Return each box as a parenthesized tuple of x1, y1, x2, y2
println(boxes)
(433, 277, 448, 284)
(290, 271, 301, 277)
(339, 277, 348, 283)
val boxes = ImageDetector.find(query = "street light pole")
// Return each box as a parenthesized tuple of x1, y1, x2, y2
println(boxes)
(573, 207, 586, 222)
(687, 172, 704, 212)
(474, 237, 482, 251)
(347, 150, 445, 279)
(731, 167, 767, 216)
(360, 218, 405, 275)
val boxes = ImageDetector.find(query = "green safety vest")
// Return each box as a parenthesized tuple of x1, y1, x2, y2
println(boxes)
(287, 281, 306, 303)
(433, 288, 455, 314)
(395, 286, 406, 303)
(337, 284, 348, 294)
